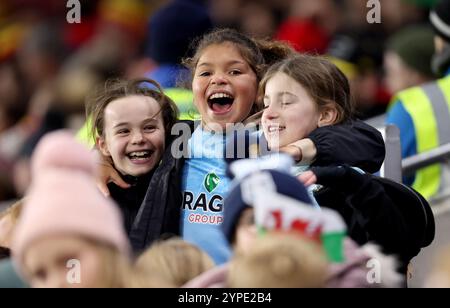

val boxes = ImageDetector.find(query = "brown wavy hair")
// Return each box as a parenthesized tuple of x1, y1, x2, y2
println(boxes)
(183, 28, 295, 118)
(259, 54, 355, 124)
(86, 78, 179, 143)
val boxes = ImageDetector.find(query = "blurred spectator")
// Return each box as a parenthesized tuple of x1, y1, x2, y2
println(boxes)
(228, 233, 328, 288)
(343, 0, 374, 30)
(0, 21, 28, 64)
(64, 0, 149, 80)
(98, 0, 150, 42)
(136, 238, 214, 287)
(0, 0, 156, 203)
(16, 22, 65, 93)
(239, 0, 277, 39)
(12, 67, 101, 198)
(210, 0, 285, 40)
(8, 0, 64, 18)
(12, 132, 135, 288)
(386, 0, 450, 199)
(275, 0, 342, 54)
(381, 0, 438, 32)
(327, 32, 389, 119)
(209, 0, 241, 29)
(11, 0, 153, 201)
(276, 18, 329, 54)
(264, 0, 292, 14)
(62, 0, 101, 51)
(143, 0, 213, 120)
(0, 61, 28, 134)
(0, 60, 31, 201)
(290, 0, 341, 36)
(145, 0, 213, 88)
(384, 25, 435, 95)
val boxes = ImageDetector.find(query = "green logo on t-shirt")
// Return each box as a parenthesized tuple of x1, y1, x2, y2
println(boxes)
(204, 172, 220, 193)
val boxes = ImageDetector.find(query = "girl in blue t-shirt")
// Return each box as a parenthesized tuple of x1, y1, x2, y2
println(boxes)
(178, 29, 295, 264)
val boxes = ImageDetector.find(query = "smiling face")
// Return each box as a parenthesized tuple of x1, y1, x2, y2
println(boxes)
(192, 42, 258, 130)
(98, 95, 165, 177)
(384, 51, 430, 94)
(24, 235, 105, 288)
(262, 72, 322, 149)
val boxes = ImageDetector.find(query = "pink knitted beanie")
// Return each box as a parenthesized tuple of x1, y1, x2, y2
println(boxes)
(12, 131, 130, 266)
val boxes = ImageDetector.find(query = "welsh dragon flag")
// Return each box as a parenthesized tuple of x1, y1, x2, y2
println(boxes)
(254, 192, 347, 263)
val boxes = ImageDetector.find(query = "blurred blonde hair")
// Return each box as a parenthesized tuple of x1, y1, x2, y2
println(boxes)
(135, 238, 215, 287)
(425, 246, 450, 288)
(91, 243, 132, 288)
(0, 198, 24, 223)
(0, 199, 24, 248)
(228, 233, 328, 288)
(125, 270, 174, 288)
(84, 240, 175, 288)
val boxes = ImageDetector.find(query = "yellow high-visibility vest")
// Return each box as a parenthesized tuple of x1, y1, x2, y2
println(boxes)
(392, 75, 450, 199)
(164, 88, 198, 121)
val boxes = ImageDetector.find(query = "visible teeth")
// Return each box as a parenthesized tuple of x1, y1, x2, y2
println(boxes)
(209, 93, 233, 100)
(268, 126, 284, 133)
(128, 151, 150, 158)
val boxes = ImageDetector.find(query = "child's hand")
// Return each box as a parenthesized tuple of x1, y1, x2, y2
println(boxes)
(279, 144, 302, 162)
(96, 156, 130, 197)
(279, 139, 317, 164)
(298, 171, 317, 187)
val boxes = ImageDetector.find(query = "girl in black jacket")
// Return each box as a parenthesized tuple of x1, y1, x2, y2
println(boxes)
(87, 78, 179, 236)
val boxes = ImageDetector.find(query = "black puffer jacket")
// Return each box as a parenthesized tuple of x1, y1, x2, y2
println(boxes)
(311, 165, 435, 274)
(129, 120, 385, 252)
(108, 172, 154, 236)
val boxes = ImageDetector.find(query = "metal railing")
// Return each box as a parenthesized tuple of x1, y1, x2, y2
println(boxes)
(375, 122, 450, 201)
(377, 123, 450, 181)
(402, 143, 450, 176)
(380, 125, 402, 182)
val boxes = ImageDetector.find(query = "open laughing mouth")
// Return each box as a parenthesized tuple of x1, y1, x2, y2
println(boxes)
(207, 92, 235, 115)
(126, 150, 154, 164)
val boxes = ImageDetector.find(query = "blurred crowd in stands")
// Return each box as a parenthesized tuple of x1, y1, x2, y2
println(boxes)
(0, 0, 440, 203)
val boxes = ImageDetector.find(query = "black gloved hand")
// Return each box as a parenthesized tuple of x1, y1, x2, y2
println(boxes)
(310, 165, 368, 193)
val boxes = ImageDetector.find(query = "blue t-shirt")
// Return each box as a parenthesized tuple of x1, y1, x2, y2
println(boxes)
(181, 126, 232, 265)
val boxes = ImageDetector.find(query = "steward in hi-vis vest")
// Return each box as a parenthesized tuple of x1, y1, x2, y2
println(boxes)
(387, 0, 450, 199)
